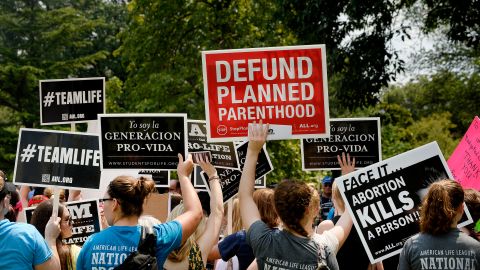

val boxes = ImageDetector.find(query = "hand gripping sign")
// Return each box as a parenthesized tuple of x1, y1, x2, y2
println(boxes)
(202, 45, 330, 142)
(335, 142, 473, 264)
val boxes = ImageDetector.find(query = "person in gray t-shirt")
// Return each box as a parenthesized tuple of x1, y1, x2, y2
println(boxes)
(398, 179, 480, 270)
(238, 122, 355, 270)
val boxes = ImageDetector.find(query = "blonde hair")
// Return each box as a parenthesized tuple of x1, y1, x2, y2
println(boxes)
(253, 189, 279, 228)
(232, 198, 243, 233)
(166, 203, 207, 262)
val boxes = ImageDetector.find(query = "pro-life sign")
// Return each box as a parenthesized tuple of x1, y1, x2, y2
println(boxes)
(40, 77, 105, 125)
(336, 142, 473, 263)
(99, 114, 187, 170)
(302, 118, 381, 170)
(25, 199, 101, 246)
(202, 45, 329, 142)
(13, 129, 101, 189)
(188, 120, 239, 169)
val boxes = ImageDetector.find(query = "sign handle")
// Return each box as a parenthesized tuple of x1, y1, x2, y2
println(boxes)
(52, 187, 60, 219)
(227, 199, 233, 235)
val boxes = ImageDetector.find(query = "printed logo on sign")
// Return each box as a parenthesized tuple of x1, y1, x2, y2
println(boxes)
(41, 174, 50, 183)
(217, 125, 227, 135)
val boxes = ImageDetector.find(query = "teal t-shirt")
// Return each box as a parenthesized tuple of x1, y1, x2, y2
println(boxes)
(0, 219, 53, 269)
(77, 221, 182, 270)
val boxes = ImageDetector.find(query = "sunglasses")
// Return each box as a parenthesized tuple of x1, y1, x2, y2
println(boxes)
(99, 198, 114, 203)
(63, 215, 73, 225)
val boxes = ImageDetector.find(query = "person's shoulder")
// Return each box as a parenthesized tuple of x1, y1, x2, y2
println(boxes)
(457, 230, 480, 247)
(10, 222, 38, 234)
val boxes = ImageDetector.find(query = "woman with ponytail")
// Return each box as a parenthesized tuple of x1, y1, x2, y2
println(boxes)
(398, 179, 480, 270)
(77, 154, 203, 269)
(164, 153, 224, 270)
(239, 122, 354, 270)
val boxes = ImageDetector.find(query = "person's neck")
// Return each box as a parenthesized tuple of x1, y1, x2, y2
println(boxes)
(113, 215, 139, 226)
(284, 219, 314, 238)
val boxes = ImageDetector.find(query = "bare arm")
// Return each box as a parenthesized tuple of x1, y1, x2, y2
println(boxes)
(327, 153, 355, 249)
(196, 155, 224, 266)
(239, 121, 269, 231)
(34, 257, 60, 270)
(208, 243, 222, 261)
(19, 185, 30, 208)
(247, 259, 258, 270)
(174, 154, 203, 245)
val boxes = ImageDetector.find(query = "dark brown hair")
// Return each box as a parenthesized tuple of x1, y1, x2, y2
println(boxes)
(274, 180, 316, 237)
(253, 189, 279, 228)
(464, 189, 480, 234)
(420, 179, 464, 235)
(30, 199, 72, 270)
(107, 175, 156, 217)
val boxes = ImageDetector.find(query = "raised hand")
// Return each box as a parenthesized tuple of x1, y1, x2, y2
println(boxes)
(247, 120, 269, 153)
(337, 152, 355, 175)
(177, 153, 194, 178)
(197, 153, 217, 179)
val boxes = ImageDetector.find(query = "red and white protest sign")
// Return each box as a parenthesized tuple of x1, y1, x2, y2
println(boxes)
(202, 45, 330, 142)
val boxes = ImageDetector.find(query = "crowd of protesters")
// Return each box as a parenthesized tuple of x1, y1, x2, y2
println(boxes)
(0, 122, 479, 270)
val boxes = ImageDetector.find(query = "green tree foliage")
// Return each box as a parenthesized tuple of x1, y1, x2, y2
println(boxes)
(0, 0, 125, 172)
(420, 0, 480, 50)
(117, 0, 291, 118)
(383, 71, 480, 136)
(276, 0, 410, 109)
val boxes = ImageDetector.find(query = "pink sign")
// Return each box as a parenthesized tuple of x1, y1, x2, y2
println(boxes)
(448, 116, 480, 190)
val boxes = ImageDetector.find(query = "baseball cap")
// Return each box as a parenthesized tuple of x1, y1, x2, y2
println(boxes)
(322, 176, 333, 185)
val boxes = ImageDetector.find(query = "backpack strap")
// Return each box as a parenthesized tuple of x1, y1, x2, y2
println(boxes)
(137, 225, 157, 256)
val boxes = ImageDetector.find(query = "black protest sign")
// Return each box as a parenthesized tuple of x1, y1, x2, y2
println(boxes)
(236, 141, 273, 180)
(100, 114, 187, 170)
(188, 120, 239, 169)
(25, 199, 101, 246)
(302, 118, 382, 170)
(201, 168, 241, 203)
(336, 142, 473, 263)
(193, 165, 207, 188)
(138, 170, 170, 187)
(40, 77, 105, 125)
(64, 199, 101, 246)
(25, 207, 35, 223)
(14, 129, 101, 189)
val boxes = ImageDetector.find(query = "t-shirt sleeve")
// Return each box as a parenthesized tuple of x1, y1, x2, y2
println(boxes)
(154, 220, 183, 257)
(218, 231, 244, 261)
(318, 230, 339, 255)
(32, 227, 53, 266)
(246, 220, 272, 257)
(397, 240, 412, 270)
(76, 235, 94, 270)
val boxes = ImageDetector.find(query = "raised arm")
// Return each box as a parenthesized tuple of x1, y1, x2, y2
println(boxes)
(327, 153, 355, 249)
(175, 153, 203, 245)
(239, 121, 269, 231)
(196, 154, 224, 266)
